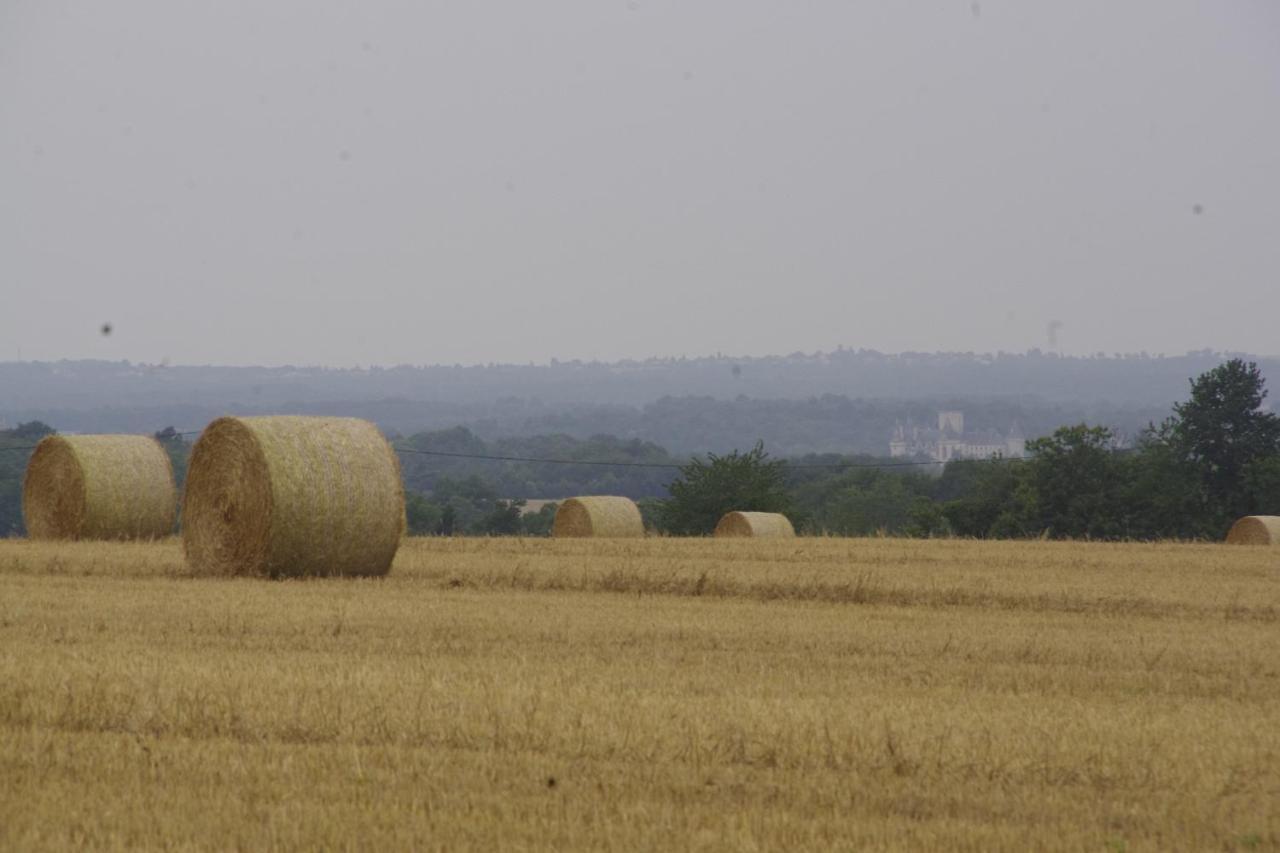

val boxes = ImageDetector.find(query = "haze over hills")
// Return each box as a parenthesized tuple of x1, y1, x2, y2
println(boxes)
(2, 349, 1275, 456)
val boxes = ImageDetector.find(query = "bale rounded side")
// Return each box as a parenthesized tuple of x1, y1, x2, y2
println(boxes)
(714, 511, 796, 538)
(22, 434, 177, 540)
(551, 496, 644, 538)
(1225, 516, 1280, 546)
(183, 415, 405, 577)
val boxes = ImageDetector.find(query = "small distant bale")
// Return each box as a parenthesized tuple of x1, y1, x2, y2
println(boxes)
(714, 511, 796, 539)
(1225, 516, 1280, 546)
(552, 496, 644, 538)
(182, 416, 405, 577)
(22, 435, 177, 540)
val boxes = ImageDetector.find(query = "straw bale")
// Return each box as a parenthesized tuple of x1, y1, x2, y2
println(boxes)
(182, 416, 405, 577)
(552, 496, 644, 538)
(22, 435, 177, 540)
(1225, 515, 1280, 546)
(714, 511, 796, 538)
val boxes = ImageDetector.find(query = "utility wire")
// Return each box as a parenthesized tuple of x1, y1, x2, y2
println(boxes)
(2, 429, 1136, 470)
(0, 429, 203, 454)
(392, 445, 1040, 470)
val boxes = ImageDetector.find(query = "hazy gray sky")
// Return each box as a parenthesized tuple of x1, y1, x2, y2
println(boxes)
(2, 2, 1277, 367)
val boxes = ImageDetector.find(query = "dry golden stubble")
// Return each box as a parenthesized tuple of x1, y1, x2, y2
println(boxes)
(551, 496, 645, 538)
(714, 511, 796, 538)
(182, 416, 405, 577)
(22, 435, 177, 540)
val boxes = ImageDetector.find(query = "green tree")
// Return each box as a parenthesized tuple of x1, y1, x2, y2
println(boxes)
(1122, 435, 1205, 539)
(1155, 359, 1280, 531)
(804, 473, 918, 535)
(437, 505, 457, 536)
(153, 426, 191, 490)
(905, 496, 951, 537)
(473, 500, 524, 536)
(520, 502, 558, 536)
(938, 459, 1025, 538)
(405, 491, 442, 535)
(1018, 424, 1130, 539)
(659, 442, 793, 535)
(0, 422, 55, 537)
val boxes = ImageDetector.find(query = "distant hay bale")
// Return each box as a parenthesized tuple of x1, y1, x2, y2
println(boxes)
(182, 416, 405, 577)
(1225, 516, 1280, 546)
(714, 511, 796, 538)
(552, 496, 644, 538)
(22, 435, 177, 540)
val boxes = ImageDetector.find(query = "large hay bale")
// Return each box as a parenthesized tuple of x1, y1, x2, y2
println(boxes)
(182, 416, 405, 577)
(1225, 516, 1280, 546)
(22, 435, 178, 540)
(714, 511, 796, 538)
(551, 496, 644, 538)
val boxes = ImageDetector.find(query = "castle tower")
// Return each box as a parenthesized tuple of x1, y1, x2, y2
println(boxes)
(938, 411, 964, 436)
(1006, 421, 1026, 457)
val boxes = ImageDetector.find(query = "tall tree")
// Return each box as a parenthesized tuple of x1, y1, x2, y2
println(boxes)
(1157, 359, 1280, 530)
(659, 442, 793, 535)
(1018, 425, 1130, 539)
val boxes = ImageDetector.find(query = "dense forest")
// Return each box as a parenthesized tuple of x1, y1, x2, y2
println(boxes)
(3, 360, 1277, 540)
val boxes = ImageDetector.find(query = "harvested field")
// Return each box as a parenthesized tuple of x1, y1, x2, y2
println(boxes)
(1, 536, 1277, 850)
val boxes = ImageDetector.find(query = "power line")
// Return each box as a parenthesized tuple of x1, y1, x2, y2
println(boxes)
(1, 429, 1136, 471)
(392, 445, 1039, 470)
(394, 446, 686, 468)
(0, 429, 203, 454)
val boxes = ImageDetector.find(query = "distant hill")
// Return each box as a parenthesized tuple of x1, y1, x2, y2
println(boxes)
(1, 349, 1273, 455)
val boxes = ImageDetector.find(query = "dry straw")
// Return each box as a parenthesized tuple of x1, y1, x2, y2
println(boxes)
(552, 496, 645, 538)
(22, 435, 177, 540)
(1225, 516, 1280, 546)
(714, 511, 796, 538)
(182, 416, 405, 577)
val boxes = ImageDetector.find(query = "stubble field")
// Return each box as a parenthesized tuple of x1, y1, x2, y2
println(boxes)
(0, 536, 1277, 851)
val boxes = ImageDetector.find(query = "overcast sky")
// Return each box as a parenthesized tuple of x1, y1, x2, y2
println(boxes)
(2, 2, 1277, 367)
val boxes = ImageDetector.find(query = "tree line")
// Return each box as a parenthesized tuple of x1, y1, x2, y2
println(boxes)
(1, 360, 1275, 539)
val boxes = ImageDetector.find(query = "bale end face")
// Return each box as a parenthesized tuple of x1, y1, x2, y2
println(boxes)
(183, 415, 405, 577)
(22, 434, 177, 540)
(1226, 516, 1280, 546)
(714, 511, 796, 538)
(552, 496, 644, 538)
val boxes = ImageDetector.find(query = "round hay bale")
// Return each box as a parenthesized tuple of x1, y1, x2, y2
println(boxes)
(22, 435, 177, 540)
(714, 511, 796, 538)
(182, 416, 405, 577)
(551, 496, 644, 538)
(1225, 516, 1280, 546)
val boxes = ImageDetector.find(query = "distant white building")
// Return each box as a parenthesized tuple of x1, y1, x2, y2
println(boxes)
(890, 411, 1026, 462)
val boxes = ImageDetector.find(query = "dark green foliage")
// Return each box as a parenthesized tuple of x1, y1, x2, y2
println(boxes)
(475, 500, 524, 536)
(396, 427, 676, 500)
(438, 505, 457, 536)
(635, 498, 666, 534)
(905, 496, 951, 538)
(1018, 425, 1129, 539)
(0, 422, 54, 537)
(938, 459, 1025, 538)
(788, 464, 932, 535)
(153, 426, 191, 490)
(10, 421, 55, 441)
(659, 442, 793, 536)
(405, 492, 442, 535)
(1121, 435, 1207, 539)
(519, 502, 559, 536)
(403, 487, 556, 537)
(1147, 359, 1280, 534)
(1, 359, 1274, 542)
